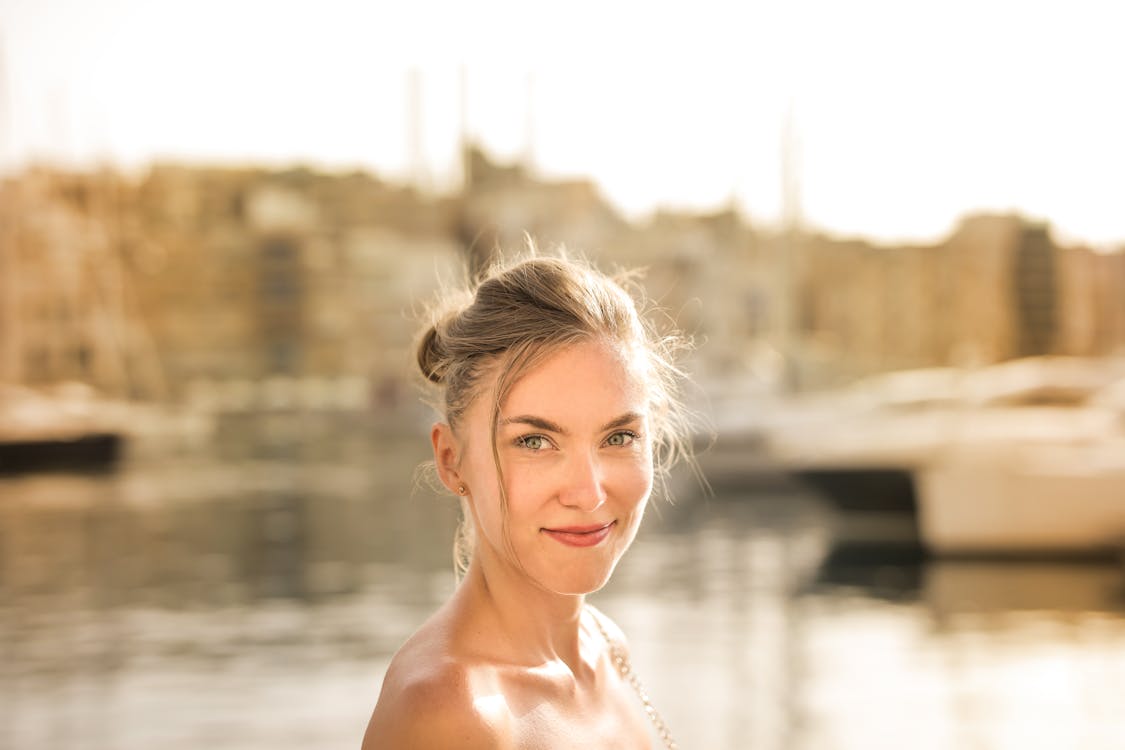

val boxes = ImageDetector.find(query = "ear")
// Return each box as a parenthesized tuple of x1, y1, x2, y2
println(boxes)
(431, 422, 463, 494)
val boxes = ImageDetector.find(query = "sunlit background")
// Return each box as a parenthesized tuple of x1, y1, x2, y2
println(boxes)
(2, 1, 1124, 749)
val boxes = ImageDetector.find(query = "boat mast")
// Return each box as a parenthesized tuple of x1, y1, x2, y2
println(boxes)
(0, 33, 20, 386)
(777, 100, 802, 392)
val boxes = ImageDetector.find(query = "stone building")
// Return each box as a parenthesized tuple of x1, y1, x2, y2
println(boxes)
(4, 157, 1123, 412)
(0, 168, 165, 398)
(782, 212, 1125, 388)
(128, 165, 463, 412)
(1055, 243, 1125, 357)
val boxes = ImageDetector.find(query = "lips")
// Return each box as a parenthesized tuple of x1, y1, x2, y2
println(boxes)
(541, 521, 616, 548)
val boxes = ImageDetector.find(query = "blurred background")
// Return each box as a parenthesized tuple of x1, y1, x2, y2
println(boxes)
(2, 1, 1124, 748)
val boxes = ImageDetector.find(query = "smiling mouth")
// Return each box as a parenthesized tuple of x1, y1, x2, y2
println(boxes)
(541, 521, 616, 548)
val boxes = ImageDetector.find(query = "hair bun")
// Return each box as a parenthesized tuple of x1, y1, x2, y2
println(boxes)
(416, 324, 446, 384)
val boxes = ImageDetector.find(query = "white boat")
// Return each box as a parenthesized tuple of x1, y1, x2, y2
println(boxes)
(917, 435, 1125, 557)
(915, 358, 1125, 556)
(740, 356, 1125, 555)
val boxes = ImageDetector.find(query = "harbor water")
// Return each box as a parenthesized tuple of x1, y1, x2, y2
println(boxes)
(2, 414, 1123, 750)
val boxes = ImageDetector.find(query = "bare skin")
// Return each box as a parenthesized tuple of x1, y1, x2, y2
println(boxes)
(362, 339, 655, 749)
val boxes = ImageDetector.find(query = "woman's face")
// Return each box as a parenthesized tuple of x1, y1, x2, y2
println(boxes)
(448, 337, 654, 595)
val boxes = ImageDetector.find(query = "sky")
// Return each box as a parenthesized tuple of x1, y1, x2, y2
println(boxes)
(1, 0, 1123, 248)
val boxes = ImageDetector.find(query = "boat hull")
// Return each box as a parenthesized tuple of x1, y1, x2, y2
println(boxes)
(0, 432, 123, 474)
(917, 456, 1125, 556)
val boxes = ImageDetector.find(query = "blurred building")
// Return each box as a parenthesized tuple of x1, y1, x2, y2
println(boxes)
(456, 144, 627, 275)
(3, 153, 1123, 413)
(788, 214, 1125, 388)
(0, 168, 165, 399)
(1055, 241, 1125, 357)
(132, 165, 462, 415)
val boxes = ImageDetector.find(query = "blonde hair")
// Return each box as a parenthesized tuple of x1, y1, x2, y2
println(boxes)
(416, 249, 695, 576)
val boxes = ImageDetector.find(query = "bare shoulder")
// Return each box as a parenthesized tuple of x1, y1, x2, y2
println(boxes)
(362, 635, 511, 750)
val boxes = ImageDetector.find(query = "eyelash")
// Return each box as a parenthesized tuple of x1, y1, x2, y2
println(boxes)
(513, 431, 640, 451)
(606, 430, 640, 447)
(514, 434, 552, 451)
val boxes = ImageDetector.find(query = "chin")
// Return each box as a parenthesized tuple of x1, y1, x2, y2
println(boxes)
(541, 564, 618, 596)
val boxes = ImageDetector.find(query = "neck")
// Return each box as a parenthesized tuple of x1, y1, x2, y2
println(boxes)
(453, 548, 591, 673)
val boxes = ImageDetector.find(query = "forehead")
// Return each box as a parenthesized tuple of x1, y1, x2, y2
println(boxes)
(502, 339, 650, 420)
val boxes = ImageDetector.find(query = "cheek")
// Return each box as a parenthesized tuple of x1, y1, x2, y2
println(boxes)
(613, 457, 655, 508)
(614, 462, 652, 553)
(461, 450, 504, 526)
(496, 463, 549, 516)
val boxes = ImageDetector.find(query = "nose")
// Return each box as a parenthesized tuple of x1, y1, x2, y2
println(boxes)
(560, 449, 608, 512)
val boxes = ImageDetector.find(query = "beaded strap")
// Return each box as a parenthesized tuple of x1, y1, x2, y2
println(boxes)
(589, 609, 678, 750)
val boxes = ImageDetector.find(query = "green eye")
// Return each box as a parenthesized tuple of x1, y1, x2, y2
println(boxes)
(607, 431, 635, 447)
(519, 435, 547, 450)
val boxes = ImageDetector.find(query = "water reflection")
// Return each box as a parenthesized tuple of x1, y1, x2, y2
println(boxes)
(1, 420, 1123, 749)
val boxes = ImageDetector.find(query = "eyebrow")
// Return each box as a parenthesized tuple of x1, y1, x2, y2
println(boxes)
(498, 411, 645, 435)
(499, 415, 567, 434)
(600, 411, 645, 432)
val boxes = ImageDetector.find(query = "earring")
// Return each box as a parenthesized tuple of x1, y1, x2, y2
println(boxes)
(457, 484, 467, 496)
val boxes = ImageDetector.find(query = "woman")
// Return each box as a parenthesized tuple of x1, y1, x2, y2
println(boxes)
(362, 252, 691, 749)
